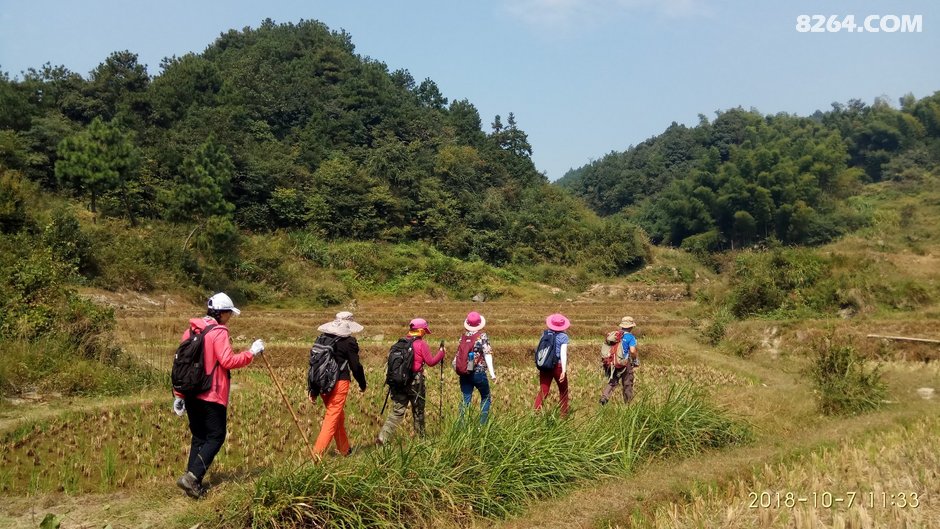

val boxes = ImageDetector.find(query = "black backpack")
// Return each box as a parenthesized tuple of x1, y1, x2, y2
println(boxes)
(534, 330, 559, 371)
(171, 324, 218, 396)
(385, 337, 416, 389)
(307, 335, 347, 397)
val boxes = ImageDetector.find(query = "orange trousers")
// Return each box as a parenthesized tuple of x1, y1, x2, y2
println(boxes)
(313, 379, 351, 456)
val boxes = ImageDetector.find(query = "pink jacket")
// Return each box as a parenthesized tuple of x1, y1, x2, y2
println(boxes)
(174, 316, 253, 407)
(410, 336, 444, 373)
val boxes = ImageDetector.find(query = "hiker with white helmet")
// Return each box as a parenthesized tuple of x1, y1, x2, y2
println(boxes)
(309, 311, 367, 457)
(172, 292, 265, 499)
(599, 316, 639, 405)
(453, 311, 497, 424)
(377, 318, 444, 444)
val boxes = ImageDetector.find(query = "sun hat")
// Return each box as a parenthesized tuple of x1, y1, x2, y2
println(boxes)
(318, 311, 364, 337)
(409, 318, 431, 334)
(208, 292, 240, 315)
(545, 313, 570, 332)
(464, 311, 486, 332)
(619, 316, 636, 329)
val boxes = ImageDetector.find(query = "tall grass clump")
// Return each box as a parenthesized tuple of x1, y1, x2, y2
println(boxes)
(809, 333, 886, 415)
(240, 385, 748, 529)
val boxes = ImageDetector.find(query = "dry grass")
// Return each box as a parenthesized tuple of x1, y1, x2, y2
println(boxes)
(4, 298, 747, 496)
(640, 417, 940, 529)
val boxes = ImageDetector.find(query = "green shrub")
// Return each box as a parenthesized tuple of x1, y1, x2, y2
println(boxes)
(699, 307, 732, 346)
(41, 208, 97, 277)
(0, 338, 156, 397)
(809, 333, 886, 415)
(0, 169, 32, 234)
(718, 246, 934, 318)
(237, 385, 748, 529)
(0, 230, 152, 397)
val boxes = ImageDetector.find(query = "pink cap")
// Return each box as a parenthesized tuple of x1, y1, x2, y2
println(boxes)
(409, 318, 431, 334)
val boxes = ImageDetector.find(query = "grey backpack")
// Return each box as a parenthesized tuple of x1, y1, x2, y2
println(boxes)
(307, 335, 347, 397)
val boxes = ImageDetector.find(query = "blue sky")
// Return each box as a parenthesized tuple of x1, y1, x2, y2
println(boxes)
(1, 0, 938, 180)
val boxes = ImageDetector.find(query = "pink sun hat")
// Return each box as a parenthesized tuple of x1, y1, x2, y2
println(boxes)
(409, 318, 431, 334)
(464, 311, 486, 332)
(545, 313, 570, 332)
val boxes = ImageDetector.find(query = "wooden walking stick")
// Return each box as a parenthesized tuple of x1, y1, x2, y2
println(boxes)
(258, 352, 317, 460)
(438, 340, 445, 430)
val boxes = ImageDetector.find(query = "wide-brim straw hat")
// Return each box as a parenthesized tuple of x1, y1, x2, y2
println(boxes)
(464, 311, 486, 332)
(318, 311, 364, 337)
(546, 313, 570, 332)
(619, 316, 636, 329)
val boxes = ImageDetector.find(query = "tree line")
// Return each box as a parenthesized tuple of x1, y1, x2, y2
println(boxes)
(0, 18, 647, 276)
(559, 94, 940, 251)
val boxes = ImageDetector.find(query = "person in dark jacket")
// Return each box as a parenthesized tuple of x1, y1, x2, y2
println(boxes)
(309, 311, 366, 456)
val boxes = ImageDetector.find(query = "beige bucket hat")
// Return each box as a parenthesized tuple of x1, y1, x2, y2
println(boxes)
(317, 311, 364, 337)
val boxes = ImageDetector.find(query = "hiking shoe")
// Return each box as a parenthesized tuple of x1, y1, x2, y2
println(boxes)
(599, 397, 608, 406)
(177, 471, 204, 499)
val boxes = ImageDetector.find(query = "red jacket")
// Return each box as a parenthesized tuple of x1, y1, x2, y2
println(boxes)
(174, 316, 253, 407)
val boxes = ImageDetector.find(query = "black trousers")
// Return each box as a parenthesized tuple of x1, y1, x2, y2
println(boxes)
(184, 397, 227, 481)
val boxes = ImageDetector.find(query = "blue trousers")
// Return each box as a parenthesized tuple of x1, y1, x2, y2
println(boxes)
(459, 369, 491, 423)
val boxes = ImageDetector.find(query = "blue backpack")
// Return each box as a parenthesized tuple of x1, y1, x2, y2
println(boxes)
(534, 330, 559, 370)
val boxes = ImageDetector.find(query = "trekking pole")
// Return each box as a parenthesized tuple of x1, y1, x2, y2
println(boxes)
(380, 387, 390, 415)
(438, 340, 444, 431)
(258, 352, 317, 461)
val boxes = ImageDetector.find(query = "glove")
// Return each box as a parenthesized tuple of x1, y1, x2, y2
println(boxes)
(631, 358, 640, 368)
(250, 339, 265, 355)
(173, 397, 186, 416)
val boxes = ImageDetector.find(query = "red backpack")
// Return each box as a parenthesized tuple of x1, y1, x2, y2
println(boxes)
(601, 330, 630, 368)
(454, 332, 482, 375)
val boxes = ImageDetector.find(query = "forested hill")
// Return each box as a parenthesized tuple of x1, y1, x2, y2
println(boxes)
(0, 19, 645, 274)
(558, 95, 940, 250)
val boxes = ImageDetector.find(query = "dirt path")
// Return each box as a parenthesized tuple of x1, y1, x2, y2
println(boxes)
(0, 488, 194, 529)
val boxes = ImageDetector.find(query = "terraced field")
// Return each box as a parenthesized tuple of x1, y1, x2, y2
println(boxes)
(2, 294, 937, 529)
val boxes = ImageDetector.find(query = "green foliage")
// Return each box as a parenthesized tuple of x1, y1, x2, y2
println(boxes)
(724, 249, 828, 318)
(564, 94, 940, 250)
(0, 225, 155, 397)
(41, 207, 96, 276)
(809, 333, 886, 415)
(54, 117, 140, 222)
(299, 237, 519, 299)
(699, 307, 732, 346)
(714, 244, 935, 319)
(0, 233, 115, 357)
(165, 136, 235, 222)
(3, 19, 645, 275)
(242, 385, 748, 528)
(0, 169, 32, 233)
(0, 338, 156, 397)
(307, 154, 391, 239)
